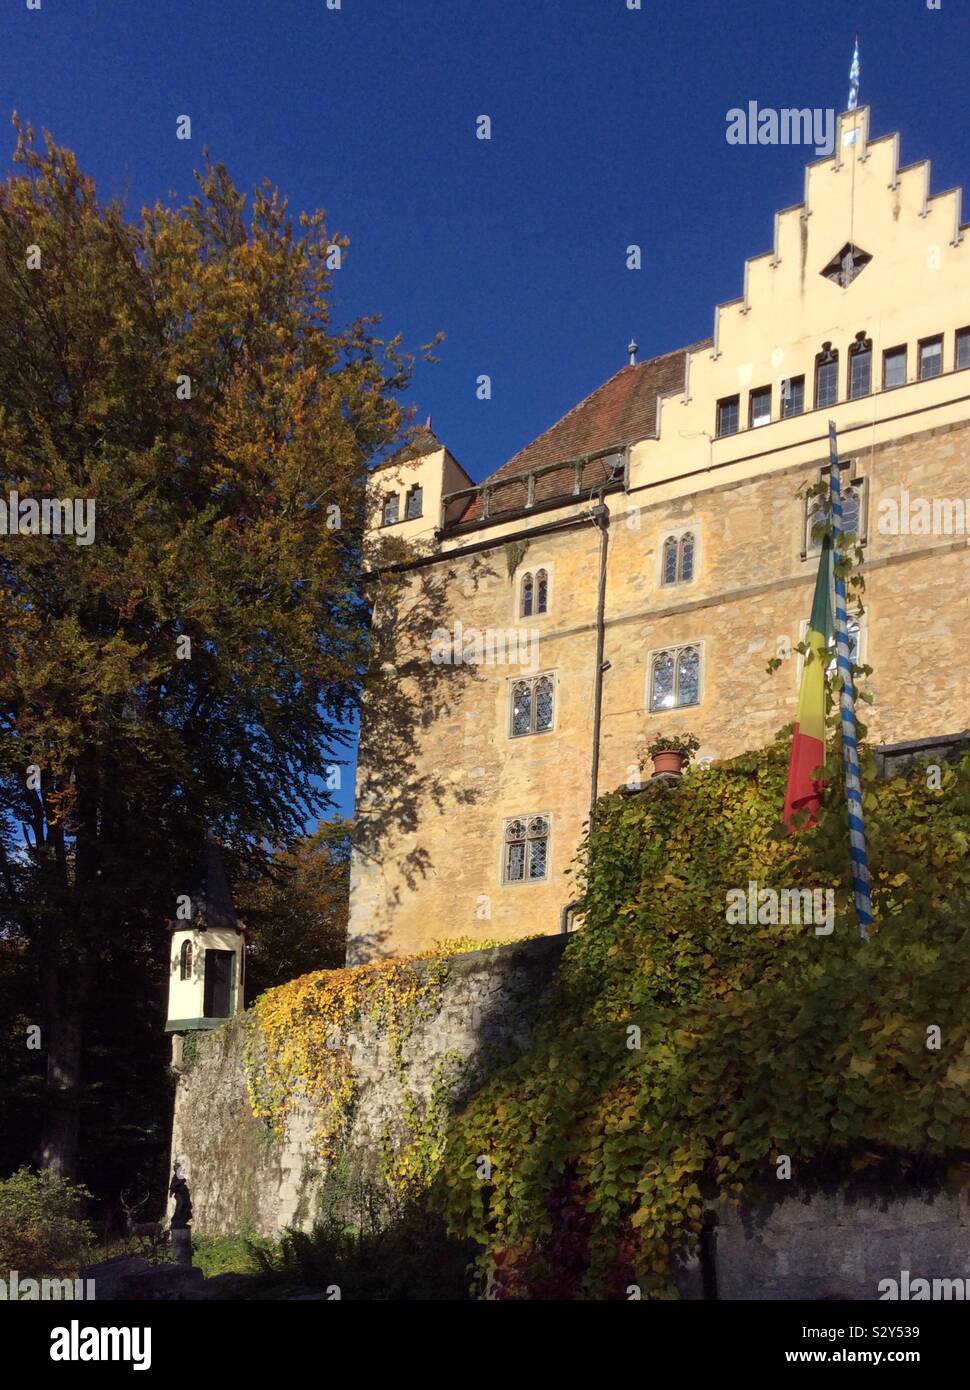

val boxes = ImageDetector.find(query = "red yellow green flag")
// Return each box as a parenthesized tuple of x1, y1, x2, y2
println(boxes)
(784, 536, 833, 831)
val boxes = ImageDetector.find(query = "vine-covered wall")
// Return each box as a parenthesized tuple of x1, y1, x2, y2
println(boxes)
(170, 935, 566, 1237)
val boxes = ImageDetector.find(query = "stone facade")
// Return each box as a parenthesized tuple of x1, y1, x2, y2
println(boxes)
(351, 106, 970, 961)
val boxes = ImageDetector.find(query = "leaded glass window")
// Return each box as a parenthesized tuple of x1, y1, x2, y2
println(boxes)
(650, 649, 675, 710)
(679, 532, 694, 582)
(509, 674, 555, 737)
(661, 532, 696, 586)
(511, 681, 532, 736)
(503, 815, 550, 884)
(807, 478, 864, 551)
(534, 676, 554, 732)
(521, 573, 534, 617)
(180, 940, 193, 981)
(662, 535, 678, 585)
(535, 569, 548, 614)
(649, 645, 700, 711)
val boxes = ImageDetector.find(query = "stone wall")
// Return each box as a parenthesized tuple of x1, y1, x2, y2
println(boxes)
(710, 1191, 970, 1301)
(170, 935, 566, 1238)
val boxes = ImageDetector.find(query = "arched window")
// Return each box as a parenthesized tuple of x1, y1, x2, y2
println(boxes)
(848, 332, 872, 399)
(503, 814, 550, 883)
(815, 342, 839, 409)
(679, 533, 695, 583)
(521, 573, 534, 617)
(662, 536, 678, 585)
(509, 674, 555, 737)
(179, 940, 193, 981)
(535, 569, 548, 614)
(511, 680, 532, 736)
(534, 676, 554, 732)
(649, 645, 701, 711)
(660, 533, 695, 586)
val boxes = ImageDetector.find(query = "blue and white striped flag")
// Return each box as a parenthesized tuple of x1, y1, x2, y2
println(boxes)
(847, 38, 860, 111)
(828, 422, 872, 939)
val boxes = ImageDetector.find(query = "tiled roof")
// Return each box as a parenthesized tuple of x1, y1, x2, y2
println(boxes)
(375, 427, 444, 472)
(456, 341, 711, 523)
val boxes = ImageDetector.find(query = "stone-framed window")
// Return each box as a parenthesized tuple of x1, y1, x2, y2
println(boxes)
(405, 485, 423, 520)
(509, 674, 555, 738)
(647, 643, 702, 712)
(381, 493, 400, 526)
(502, 815, 550, 884)
(520, 567, 550, 617)
(803, 470, 867, 557)
(797, 610, 866, 683)
(659, 530, 696, 587)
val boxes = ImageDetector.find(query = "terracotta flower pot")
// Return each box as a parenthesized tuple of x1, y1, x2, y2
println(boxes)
(651, 750, 686, 777)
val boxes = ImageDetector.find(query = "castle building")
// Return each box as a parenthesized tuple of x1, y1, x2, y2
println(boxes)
(349, 107, 970, 963)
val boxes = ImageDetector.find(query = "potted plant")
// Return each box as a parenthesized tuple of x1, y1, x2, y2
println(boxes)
(646, 733, 700, 778)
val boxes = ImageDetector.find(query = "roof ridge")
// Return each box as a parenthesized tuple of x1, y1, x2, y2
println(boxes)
(490, 338, 711, 484)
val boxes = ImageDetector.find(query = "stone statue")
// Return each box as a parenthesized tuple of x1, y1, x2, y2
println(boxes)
(169, 1163, 193, 1229)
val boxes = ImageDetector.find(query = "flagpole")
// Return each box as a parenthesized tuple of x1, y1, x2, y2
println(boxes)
(828, 421, 872, 939)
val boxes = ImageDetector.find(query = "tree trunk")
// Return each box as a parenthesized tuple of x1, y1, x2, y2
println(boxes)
(38, 959, 87, 1180)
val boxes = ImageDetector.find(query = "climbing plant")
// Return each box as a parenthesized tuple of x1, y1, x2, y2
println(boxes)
(438, 742, 970, 1297)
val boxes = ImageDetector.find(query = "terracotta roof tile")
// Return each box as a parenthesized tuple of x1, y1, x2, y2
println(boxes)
(456, 340, 711, 523)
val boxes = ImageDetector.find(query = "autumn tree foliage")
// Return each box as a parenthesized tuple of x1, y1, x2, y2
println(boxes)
(0, 119, 420, 1180)
(238, 821, 351, 997)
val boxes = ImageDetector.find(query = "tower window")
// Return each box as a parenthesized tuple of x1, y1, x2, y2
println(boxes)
(716, 395, 740, 437)
(919, 335, 943, 380)
(179, 940, 193, 981)
(381, 494, 400, 526)
(405, 486, 423, 520)
(883, 346, 907, 389)
(503, 815, 550, 884)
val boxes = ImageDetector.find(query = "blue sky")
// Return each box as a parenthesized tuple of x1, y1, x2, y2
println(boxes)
(3, 0, 968, 820)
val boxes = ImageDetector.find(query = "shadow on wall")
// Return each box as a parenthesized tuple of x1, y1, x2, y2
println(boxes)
(349, 550, 498, 961)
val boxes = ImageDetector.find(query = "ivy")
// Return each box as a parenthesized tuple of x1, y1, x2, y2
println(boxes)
(438, 742, 970, 1297)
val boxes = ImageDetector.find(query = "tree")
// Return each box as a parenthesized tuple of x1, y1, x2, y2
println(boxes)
(238, 820, 351, 997)
(0, 118, 420, 1178)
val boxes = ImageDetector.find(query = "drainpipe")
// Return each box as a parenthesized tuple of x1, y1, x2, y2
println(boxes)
(588, 498, 611, 828)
